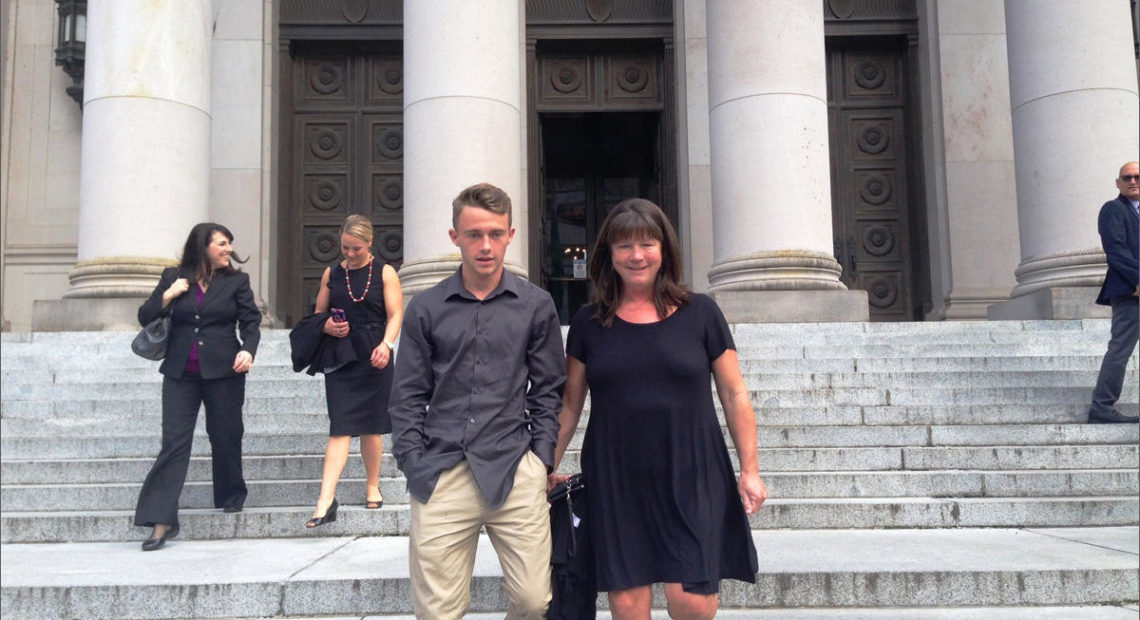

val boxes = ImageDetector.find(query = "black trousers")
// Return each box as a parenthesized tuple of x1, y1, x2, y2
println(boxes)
(1091, 296, 1140, 415)
(134, 372, 248, 528)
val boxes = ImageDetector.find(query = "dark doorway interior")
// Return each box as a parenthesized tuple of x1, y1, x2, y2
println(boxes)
(540, 112, 660, 324)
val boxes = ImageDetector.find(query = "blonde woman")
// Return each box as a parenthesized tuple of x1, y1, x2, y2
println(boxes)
(307, 215, 404, 527)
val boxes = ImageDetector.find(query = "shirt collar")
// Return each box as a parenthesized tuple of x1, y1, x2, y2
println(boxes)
(444, 266, 520, 302)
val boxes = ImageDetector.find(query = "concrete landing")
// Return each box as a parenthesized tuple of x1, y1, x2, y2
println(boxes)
(2, 527, 1136, 618)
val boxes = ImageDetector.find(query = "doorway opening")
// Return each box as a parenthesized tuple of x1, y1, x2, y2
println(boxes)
(540, 112, 660, 323)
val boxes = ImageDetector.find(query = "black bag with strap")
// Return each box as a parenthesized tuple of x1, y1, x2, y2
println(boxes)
(131, 314, 172, 360)
(548, 473, 596, 619)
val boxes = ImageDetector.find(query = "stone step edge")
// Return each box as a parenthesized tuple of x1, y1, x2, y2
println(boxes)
(0, 527, 1135, 615)
(4, 495, 1136, 513)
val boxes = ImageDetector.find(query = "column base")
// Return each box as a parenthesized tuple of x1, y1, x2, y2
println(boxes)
(939, 289, 1015, 320)
(986, 286, 1110, 320)
(709, 289, 869, 323)
(31, 298, 146, 332)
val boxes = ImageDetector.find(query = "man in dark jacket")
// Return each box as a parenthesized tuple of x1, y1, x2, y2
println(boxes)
(1088, 161, 1140, 424)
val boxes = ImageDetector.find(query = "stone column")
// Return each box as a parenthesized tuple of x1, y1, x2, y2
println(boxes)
(705, 0, 867, 322)
(400, 0, 524, 295)
(34, 0, 213, 330)
(989, 0, 1139, 319)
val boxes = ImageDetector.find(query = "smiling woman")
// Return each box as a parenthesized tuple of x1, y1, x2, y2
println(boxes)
(549, 198, 766, 620)
(133, 222, 262, 551)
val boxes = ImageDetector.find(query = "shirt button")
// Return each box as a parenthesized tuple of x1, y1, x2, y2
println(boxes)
(195, 314, 200, 320)
(198, 341, 204, 346)
(469, 418, 475, 424)
(193, 328, 199, 333)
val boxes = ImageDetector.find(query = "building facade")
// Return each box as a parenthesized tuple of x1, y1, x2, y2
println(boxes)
(2, 0, 1138, 332)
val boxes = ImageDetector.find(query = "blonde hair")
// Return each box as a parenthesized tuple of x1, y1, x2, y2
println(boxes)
(339, 214, 374, 245)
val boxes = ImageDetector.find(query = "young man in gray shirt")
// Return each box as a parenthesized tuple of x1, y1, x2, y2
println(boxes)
(390, 182, 566, 619)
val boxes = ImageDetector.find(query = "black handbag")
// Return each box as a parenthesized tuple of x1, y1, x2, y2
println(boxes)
(548, 473, 595, 620)
(131, 315, 172, 360)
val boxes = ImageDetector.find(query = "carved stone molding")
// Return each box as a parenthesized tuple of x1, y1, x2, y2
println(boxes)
(824, 0, 916, 21)
(281, 0, 400, 26)
(526, 0, 670, 25)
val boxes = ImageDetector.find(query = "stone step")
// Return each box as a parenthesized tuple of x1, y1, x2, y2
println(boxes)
(4, 354, 1133, 387)
(0, 527, 1134, 618)
(3, 433, 1135, 472)
(9, 403, 1129, 442)
(1, 328, 1126, 362)
(3, 462, 1137, 519)
(240, 608, 1140, 620)
(290, 609, 1140, 620)
(2, 385, 1128, 422)
(7, 369, 1138, 402)
(3, 449, 1134, 495)
(3, 495, 1139, 543)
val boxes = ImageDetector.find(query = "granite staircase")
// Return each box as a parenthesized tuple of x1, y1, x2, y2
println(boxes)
(1, 320, 1137, 618)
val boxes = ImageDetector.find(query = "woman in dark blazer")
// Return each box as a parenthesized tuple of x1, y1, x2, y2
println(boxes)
(134, 223, 262, 551)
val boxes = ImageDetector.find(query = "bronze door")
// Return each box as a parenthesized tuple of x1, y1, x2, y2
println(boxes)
(279, 43, 404, 325)
(827, 39, 917, 321)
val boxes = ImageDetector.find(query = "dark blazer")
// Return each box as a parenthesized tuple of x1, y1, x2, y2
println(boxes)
(288, 311, 358, 376)
(139, 267, 262, 379)
(1096, 195, 1140, 305)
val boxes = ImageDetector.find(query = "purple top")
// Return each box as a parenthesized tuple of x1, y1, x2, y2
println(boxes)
(184, 284, 206, 374)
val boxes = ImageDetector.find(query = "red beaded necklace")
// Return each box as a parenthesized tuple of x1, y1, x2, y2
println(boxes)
(344, 256, 374, 302)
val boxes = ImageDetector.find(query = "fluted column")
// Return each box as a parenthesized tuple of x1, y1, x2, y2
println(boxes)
(32, 0, 213, 330)
(989, 0, 1139, 319)
(704, 0, 866, 322)
(400, 0, 524, 295)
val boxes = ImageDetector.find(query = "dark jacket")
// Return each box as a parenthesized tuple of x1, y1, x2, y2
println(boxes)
(289, 311, 358, 375)
(1096, 195, 1140, 305)
(139, 267, 261, 379)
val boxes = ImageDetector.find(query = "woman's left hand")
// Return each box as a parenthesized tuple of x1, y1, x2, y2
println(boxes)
(233, 351, 254, 373)
(738, 471, 768, 515)
(370, 342, 391, 369)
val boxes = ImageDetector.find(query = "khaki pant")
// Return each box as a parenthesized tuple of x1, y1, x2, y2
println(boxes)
(409, 451, 552, 620)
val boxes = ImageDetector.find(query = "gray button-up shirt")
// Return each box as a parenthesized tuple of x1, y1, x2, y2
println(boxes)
(390, 268, 566, 508)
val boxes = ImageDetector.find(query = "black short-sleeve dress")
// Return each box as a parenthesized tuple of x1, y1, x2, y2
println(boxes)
(565, 294, 758, 594)
(324, 260, 393, 437)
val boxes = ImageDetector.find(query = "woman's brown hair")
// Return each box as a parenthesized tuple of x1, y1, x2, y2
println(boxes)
(588, 198, 690, 327)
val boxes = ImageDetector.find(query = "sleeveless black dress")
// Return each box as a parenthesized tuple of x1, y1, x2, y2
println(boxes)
(565, 294, 758, 594)
(324, 260, 393, 436)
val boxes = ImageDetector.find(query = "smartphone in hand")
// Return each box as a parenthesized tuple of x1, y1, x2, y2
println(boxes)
(331, 307, 347, 323)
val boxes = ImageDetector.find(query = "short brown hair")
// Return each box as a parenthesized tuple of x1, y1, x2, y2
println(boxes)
(589, 198, 690, 327)
(452, 182, 512, 229)
(339, 214, 374, 245)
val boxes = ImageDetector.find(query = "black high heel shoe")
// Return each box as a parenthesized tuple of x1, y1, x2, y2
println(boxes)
(141, 524, 179, 551)
(306, 498, 338, 528)
(365, 488, 384, 510)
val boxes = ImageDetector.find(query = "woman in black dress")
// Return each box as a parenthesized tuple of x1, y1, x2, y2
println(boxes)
(549, 199, 767, 619)
(306, 215, 403, 527)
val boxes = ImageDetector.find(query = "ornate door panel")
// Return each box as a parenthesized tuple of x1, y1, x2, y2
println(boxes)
(828, 43, 913, 321)
(281, 44, 403, 324)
